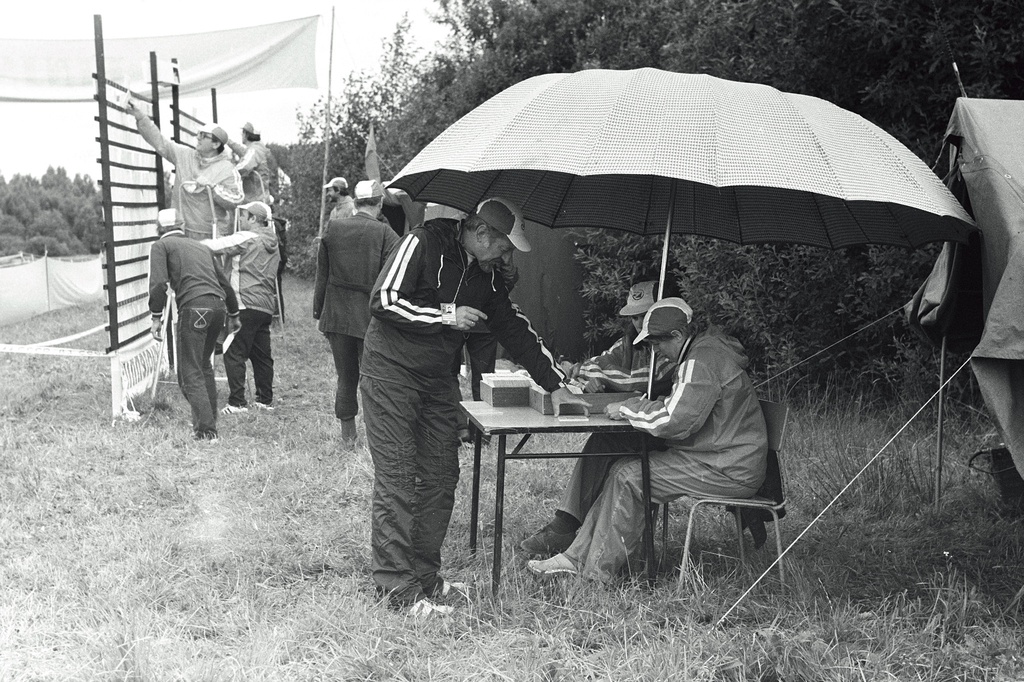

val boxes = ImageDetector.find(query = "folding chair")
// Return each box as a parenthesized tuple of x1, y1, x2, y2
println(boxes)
(677, 399, 789, 584)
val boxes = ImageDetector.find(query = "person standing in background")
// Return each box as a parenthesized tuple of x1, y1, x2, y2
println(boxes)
(314, 179, 400, 445)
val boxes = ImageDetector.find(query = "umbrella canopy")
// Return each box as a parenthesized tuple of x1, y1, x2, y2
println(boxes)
(390, 68, 974, 249)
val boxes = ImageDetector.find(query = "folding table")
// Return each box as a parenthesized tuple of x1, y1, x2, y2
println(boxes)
(460, 401, 654, 594)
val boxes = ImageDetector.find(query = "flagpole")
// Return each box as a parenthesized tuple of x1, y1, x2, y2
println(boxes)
(318, 7, 337, 235)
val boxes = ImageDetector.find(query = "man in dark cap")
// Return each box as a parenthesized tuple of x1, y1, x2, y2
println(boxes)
(359, 196, 590, 617)
(126, 99, 244, 240)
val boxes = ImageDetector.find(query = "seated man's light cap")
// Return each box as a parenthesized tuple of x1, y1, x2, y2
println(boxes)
(619, 281, 658, 317)
(475, 197, 531, 252)
(633, 298, 694, 345)
(354, 179, 384, 200)
(239, 201, 272, 222)
(157, 208, 181, 228)
(424, 203, 466, 221)
(323, 177, 348, 190)
(198, 123, 229, 145)
(242, 121, 260, 135)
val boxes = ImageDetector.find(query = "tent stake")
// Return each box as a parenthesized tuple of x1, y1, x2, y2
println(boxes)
(934, 334, 947, 511)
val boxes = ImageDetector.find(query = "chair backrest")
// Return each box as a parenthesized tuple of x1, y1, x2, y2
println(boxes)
(758, 400, 789, 508)
(759, 400, 789, 453)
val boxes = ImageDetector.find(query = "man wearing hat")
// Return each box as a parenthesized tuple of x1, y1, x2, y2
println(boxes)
(148, 208, 240, 441)
(203, 201, 281, 413)
(526, 298, 769, 582)
(314, 180, 400, 444)
(567, 280, 676, 395)
(126, 99, 244, 240)
(321, 177, 355, 235)
(228, 122, 278, 203)
(359, 196, 590, 617)
(519, 280, 676, 556)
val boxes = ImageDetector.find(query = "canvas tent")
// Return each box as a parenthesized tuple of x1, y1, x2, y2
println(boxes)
(906, 98, 1024, 476)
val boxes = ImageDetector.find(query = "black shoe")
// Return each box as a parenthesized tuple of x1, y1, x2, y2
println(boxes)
(748, 519, 768, 549)
(520, 524, 576, 556)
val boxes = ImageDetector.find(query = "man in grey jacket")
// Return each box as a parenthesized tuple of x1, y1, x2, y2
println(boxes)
(204, 201, 280, 412)
(526, 298, 769, 583)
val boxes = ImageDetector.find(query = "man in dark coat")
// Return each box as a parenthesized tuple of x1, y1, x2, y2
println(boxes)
(314, 180, 400, 444)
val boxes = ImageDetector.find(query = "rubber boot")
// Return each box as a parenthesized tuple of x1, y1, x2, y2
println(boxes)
(340, 418, 357, 446)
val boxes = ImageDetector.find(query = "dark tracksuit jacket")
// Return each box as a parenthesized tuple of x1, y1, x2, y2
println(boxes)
(359, 218, 567, 605)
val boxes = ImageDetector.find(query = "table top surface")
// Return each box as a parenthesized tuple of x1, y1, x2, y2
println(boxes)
(460, 401, 637, 435)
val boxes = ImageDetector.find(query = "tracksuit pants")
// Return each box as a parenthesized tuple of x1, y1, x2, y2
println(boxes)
(562, 432, 759, 582)
(360, 374, 460, 607)
(224, 309, 274, 407)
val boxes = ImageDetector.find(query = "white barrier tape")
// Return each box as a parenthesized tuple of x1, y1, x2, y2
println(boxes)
(0, 343, 109, 358)
(28, 323, 107, 348)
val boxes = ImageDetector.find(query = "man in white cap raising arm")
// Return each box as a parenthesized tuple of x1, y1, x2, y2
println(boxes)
(359, 196, 589, 617)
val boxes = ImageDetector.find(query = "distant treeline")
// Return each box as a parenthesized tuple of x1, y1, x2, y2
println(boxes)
(0, 168, 102, 257)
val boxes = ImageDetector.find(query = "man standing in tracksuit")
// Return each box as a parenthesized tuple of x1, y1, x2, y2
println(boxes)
(203, 201, 281, 412)
(359, 197, 590, 617)
(148, 209, 240, 440)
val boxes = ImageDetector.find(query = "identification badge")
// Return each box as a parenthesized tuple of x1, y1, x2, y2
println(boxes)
(441, 302, 457, 326)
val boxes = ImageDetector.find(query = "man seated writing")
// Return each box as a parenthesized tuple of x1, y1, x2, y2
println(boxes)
(525, 297, 769, 582)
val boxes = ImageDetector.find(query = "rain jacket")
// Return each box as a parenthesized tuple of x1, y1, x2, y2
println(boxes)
(577, 336, 675, 395)
(203, 225, 280, 316)
(361, 218, 566, 393)
(619, 326, 767, 492)
(230, 139, 277, 203)
(136, 117, 244, 238)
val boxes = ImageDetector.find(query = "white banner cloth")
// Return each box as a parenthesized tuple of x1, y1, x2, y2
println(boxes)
(0, 16, 319, 102)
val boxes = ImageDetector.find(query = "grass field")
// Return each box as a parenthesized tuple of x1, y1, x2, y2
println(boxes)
(1, 274, 1022, 680)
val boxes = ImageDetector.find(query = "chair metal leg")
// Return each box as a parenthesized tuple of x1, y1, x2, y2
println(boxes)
(770, 509, 785, 587)
(679, 503, 703, 580)
(732, 509, 746, 564)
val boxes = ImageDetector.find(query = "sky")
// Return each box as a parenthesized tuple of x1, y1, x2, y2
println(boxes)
(0, 1, 451, 180)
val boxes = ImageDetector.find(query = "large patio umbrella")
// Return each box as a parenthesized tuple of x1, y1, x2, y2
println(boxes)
(390, 68, 974, 249)
(389, 68, 976, 579)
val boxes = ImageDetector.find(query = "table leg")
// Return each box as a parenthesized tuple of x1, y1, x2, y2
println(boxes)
(470, 429, 482, 552)
(492, 434, 507, 595)
(640, 434, 655, 583)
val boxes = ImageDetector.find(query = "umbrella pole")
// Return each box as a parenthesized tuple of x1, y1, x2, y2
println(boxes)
(934, 334, 948, 511)
(647, 186, 675, 397)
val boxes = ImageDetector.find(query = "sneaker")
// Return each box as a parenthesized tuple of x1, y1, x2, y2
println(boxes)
(527, 553, 579, 577)
(340, 418, 357, 443)
(430, 579, 470, 602)
(408, 598, 454, 619)
(221, 404, 248, 415)
(519, 523, 577, 556)
(251, 402, 275, 412)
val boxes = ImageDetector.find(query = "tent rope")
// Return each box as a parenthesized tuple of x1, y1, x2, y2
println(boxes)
(717, 355, 973, 627)
(930, 0, 968, 98)
(755, 307, 903, 389)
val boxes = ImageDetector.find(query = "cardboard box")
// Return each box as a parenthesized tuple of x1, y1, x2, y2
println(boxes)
(529, 386, 641, 415)
(480, 373, 532, 407)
